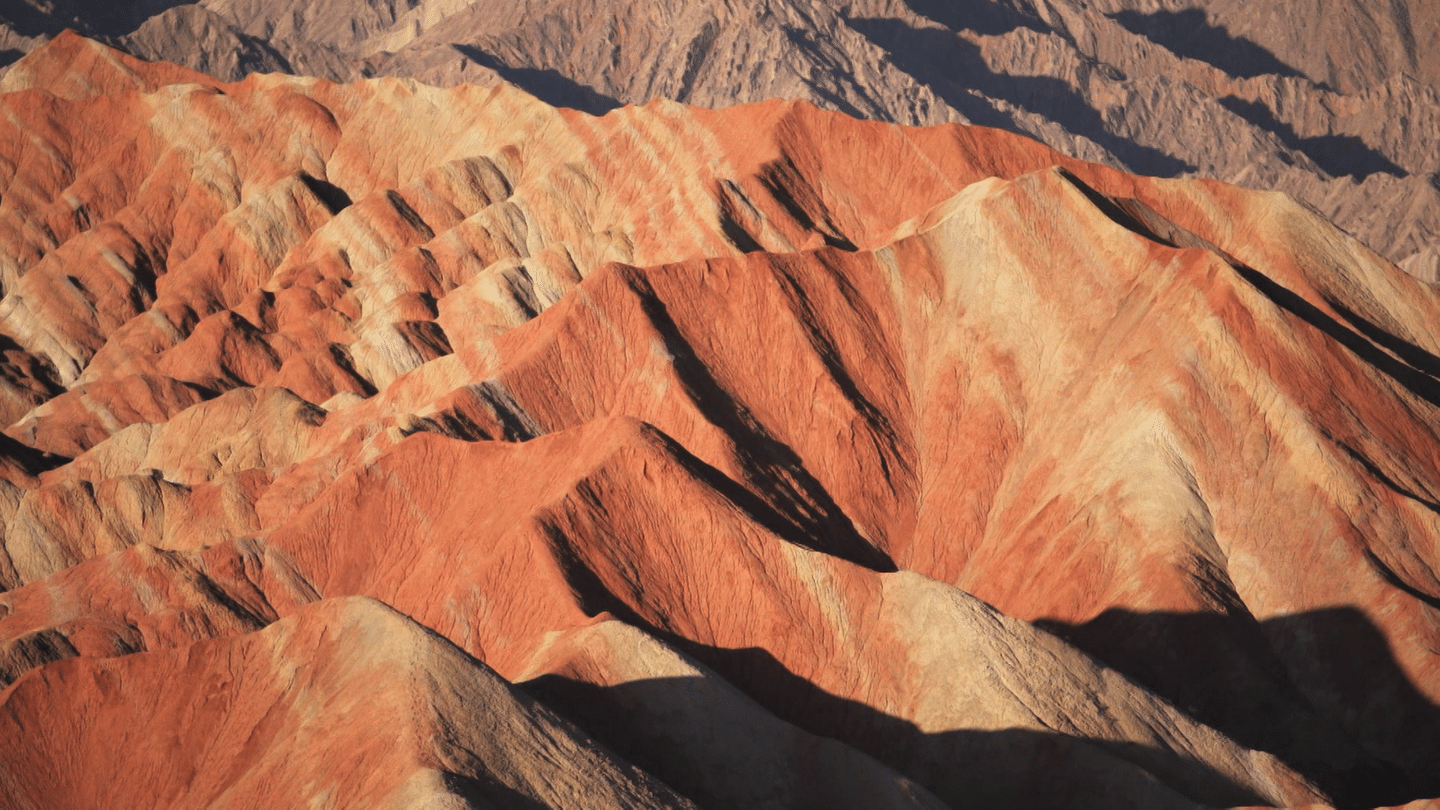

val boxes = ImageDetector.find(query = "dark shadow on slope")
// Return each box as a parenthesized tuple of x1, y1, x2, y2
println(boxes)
(532, 357, 898, 574)
(525, 653, 1279, 809)
(441, 772, 551, 810)
(796, 79, 871, 120)
(530, 478, 1440, 808)
(1056, 168, 1174, 242)
(1111, 8, 1309, 81)
(1236, 264, 1440, 408)
(901, 0, 1049, 37)
(1335, 449, 1440, 610)
(298, 173, 352, 214)
(0, 1, 196, 38)
(617, 272, 897, 573)
(759, 154, 860, 251)
(657, 428, 899, 573)
(1324, 298, 1440, 377)
(109, 14, 309, 83)
(0, 430, 70, 478)
(1363, 548, 1440, 611)
(778, 25, 902, 122)
(452, 44, 622, 115)
(1218, 96, 1406, 179)
(1338, 443, 1440, 521)
(848, 17, 1194, 176)
(532, 426, 900, 580)
(717, 201, 765, 254)
(1057, 168, 1440, 414)
(327, 344, 378, 397)
(850, 17, 1021, 133)
(676, 20, 719, 104)
(208, 31, 305, 82)
(1040, 608, 1440, 808)
(0, 333, 66, 398)
(0, 50, 21, 68)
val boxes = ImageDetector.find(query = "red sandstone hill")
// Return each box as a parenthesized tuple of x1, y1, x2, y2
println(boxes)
(4, 0, 1437, 279)
(1, 34, 1440, 809)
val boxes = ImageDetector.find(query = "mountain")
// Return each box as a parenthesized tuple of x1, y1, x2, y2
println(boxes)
(1, 0, 1437, 277)
(2, 596, 698, 808)
(3, 33, 1440, 808)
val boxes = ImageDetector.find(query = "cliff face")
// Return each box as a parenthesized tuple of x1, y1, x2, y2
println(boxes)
(1, 34, 1440, 808)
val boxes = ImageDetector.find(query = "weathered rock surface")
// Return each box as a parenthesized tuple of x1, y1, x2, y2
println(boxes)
(0, 35, 1438, 809)
(0, 596, 696, 809)
(2, 0, 1436, 271)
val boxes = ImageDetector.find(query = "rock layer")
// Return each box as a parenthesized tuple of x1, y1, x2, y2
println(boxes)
(0, 597, 695, 809)
(0, 36, 1437, 808)
(2, 0, 1436, 271)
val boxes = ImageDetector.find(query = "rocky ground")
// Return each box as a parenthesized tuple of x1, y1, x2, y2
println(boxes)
(3, 0, 1437, 275)
(0, 34, 1439, 808)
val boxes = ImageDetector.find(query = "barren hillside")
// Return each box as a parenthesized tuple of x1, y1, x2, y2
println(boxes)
(0, 35, 1438, 808)
(3, 0, 1437, 275)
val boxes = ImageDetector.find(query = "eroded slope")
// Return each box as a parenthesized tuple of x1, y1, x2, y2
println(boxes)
(0, 38, 1438, 808)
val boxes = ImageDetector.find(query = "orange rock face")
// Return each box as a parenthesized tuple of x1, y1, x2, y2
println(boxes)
(0, 597, 695, 809)
(0, 35, 1439, 809)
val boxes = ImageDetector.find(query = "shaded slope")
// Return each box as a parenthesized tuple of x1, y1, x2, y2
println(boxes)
(260, 417, 1321, 809)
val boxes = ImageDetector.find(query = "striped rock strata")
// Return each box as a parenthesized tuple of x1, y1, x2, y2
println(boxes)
(0, 35, 1438, 809)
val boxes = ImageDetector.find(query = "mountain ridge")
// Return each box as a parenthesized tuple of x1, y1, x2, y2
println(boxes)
(3, 0, 1436, 273)
(0, 32, 1439, 808)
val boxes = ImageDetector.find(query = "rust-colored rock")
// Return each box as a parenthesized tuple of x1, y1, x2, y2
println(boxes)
(5, 1, 1437, 272)
(0, 596, 694, 809)
(0, 35, 1438, 809)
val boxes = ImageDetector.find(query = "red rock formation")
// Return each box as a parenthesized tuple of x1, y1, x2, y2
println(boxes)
(0, 597, 695, 809)
(0, 35, 1438, 808)
(8, 0, 1438, 272)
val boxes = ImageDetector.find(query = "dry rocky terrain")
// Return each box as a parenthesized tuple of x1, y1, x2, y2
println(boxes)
(2, 0, 1437, 277)
(0, 34, 1438, 807)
